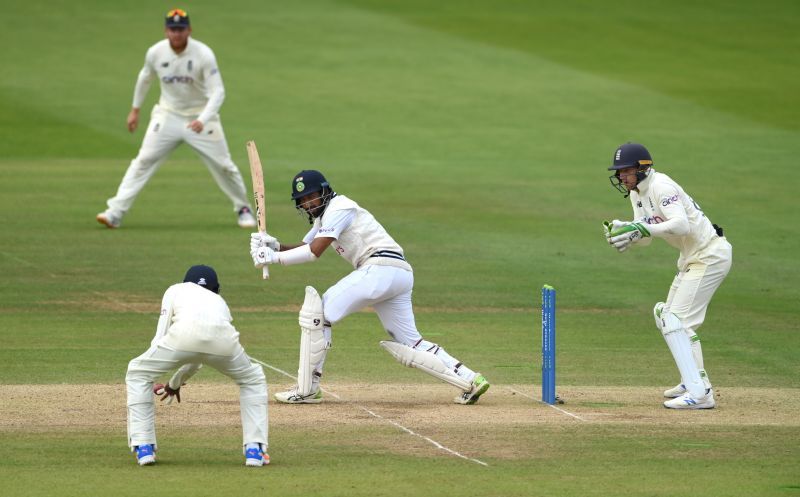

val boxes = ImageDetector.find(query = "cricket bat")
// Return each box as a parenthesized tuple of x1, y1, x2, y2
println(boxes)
(246, 140, 270, 280)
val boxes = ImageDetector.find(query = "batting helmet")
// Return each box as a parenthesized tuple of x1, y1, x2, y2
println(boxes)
(291, 170, 336, 223)
(608, 143, 653, 196)
(183, 265, 220, 294)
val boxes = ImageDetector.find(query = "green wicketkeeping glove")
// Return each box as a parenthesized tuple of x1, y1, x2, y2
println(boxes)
(608, 222, 651, 252)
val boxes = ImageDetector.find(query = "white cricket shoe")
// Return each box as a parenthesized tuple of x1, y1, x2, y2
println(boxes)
(274, 386, 323, 404)
(663, 383, 687, 398)
(237, 207, 257, 228)
(663, 389, 715, 409)
(96, 210, 121, 229)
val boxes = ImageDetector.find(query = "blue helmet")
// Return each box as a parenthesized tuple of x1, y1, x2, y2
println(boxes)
(291, 170, 336, 223)
(608, 143, 653, 196)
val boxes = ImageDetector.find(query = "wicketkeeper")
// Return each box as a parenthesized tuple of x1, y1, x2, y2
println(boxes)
(249, 170, 490, 405)
(125, 265, 269, 466)
(604, 143, 732, 409)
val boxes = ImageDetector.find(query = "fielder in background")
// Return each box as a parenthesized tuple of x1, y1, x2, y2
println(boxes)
(125, 265, 269, 466)
(249, 170, 490, 405)
(97, 8, 256, 229)
(604, 143, 732, 409)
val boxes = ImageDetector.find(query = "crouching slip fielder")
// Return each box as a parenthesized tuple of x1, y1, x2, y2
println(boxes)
(604, 143, 732, 409)
(249, 170, 490, 405)
(126, 265, 269, 466)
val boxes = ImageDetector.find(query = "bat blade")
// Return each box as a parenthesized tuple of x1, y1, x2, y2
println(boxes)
(246, 140, 270, 280)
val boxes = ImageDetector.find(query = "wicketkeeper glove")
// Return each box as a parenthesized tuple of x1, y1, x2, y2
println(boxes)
(154, 383, 182, 405)
(606, 221, 651, 252)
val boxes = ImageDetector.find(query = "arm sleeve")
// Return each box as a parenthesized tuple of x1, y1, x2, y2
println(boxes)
(313, 208, 356, 240)
(168, 363, 203, 389)
(132, 49, 155, 109)
(302, 225, 318, 245)
(646, 185, 690, 237)
(277, 244, 318, 265)
(150, 285, 176, 346)
(197, 50, 225, 124)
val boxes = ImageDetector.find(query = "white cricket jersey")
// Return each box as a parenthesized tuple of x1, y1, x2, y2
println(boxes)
(302, 195, 412, 271)
(132, 38, 225, 123)
(154, 282, 240, 356)
(629, 170, 723, 270)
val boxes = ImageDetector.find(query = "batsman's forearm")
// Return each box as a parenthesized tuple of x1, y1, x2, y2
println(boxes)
(277, 242, 306, 251)
(277, 244, 318, 265)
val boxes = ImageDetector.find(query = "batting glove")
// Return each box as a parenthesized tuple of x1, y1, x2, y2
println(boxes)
(250, 232, 280, 254)
(253, 246, 279, 267)
(154, 383, 182, 405)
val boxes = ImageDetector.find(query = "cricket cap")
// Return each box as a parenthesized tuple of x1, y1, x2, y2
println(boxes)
(165, 8, 190, 28)
(183, 265, 219, 294)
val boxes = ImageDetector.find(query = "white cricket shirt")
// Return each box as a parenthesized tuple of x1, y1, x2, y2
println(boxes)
(154, 282, 240, 356)
(629, 170, 724, 270)
(132, 38, 225, 123)
(303, 195, 411, 271)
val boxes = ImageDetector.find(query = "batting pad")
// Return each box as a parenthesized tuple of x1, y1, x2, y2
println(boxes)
(297, 286, 327, 396)
(380, 340, 471, 391)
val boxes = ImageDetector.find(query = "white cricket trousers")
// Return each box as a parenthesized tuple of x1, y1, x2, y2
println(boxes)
(323, 264, 422, 345)
(318, 264, 476, 383)
(126, 342, 268, 449)
(106, 105, 250, 217)
(663, 236, 732, 386)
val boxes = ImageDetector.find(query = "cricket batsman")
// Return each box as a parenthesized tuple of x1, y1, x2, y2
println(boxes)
(248, 170, 490, 405)
(604, 143, 732, 409)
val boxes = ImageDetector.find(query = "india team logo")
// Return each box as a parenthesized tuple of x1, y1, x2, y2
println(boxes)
(296, 181, 305, 192)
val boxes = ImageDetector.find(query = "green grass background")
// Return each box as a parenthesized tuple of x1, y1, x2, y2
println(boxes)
(1, 0, 798, 495)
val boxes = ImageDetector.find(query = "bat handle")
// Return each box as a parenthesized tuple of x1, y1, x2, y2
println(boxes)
(262, 266, 270, 280)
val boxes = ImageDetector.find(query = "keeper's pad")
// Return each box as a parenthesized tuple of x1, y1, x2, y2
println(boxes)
(380, 340, 471, 391)
(297, 286, 328, 396)
(660, 312, 705, 398)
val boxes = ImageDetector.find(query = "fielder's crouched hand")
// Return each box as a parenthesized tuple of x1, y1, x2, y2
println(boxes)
(154, 383, 181, 405)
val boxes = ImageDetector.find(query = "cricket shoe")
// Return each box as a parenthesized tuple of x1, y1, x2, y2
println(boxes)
(454, 374, 490, 405)
(274, 386, 323, 404)
(663, 388, 715, 409)
(244, 446, 270, 467)
(237, 207, 257, 229)
(96, 210, 121, 229)
(134, 444, 156, 466)
(664, 383, 687, 398)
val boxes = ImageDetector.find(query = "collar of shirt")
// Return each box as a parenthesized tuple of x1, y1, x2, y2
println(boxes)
(636, 169, 656, 195)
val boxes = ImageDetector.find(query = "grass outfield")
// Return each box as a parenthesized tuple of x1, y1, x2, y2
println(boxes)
(1, 1, 798, 496)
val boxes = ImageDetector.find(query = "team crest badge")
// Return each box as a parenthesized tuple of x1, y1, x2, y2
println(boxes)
(296, 181, 305, 192)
